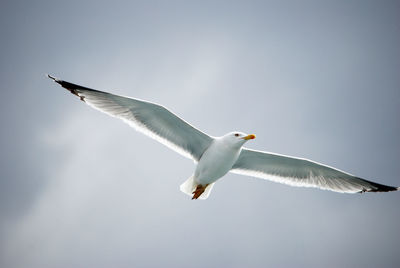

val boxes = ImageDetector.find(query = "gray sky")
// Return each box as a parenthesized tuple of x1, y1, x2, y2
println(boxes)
(1, 0, 399, 267)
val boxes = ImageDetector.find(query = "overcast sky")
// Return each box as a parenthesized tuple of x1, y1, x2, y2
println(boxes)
(1, 0, 399, 267)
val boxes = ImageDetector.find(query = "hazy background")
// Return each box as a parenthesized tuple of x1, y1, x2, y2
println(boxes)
(1, 0, 399, 267)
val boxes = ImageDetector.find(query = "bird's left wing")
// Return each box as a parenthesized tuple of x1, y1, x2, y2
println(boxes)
(48, 75, 213, 162)
(231, 148, 398, 193)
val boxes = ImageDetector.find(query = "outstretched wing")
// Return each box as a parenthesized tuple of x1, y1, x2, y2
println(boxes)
(231, 148, 398, 193)
(48, 75, 213, 162)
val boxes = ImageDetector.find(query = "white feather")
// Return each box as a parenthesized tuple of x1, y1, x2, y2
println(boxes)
(61, 83, 213, 162)
(231, 148, 394, 193)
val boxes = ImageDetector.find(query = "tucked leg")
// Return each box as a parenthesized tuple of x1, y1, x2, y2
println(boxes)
(192, 184, 209, 200)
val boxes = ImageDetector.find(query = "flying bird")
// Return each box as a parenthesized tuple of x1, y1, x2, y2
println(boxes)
(48, 75, 398, 199)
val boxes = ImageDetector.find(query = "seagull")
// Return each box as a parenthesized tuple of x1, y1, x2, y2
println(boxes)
(48, 75, 398, 199)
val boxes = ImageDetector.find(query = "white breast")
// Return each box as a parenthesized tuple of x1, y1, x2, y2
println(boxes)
(194, 138, 242, 185)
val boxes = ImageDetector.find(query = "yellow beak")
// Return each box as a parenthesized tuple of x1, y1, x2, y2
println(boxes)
(242, 134, 256, 140)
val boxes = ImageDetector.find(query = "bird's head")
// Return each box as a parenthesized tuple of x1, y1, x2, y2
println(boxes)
(221, 131, 256, 147)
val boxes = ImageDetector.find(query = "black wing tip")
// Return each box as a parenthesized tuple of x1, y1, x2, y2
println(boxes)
(356, 178, 399, 193)
(47, 74, 86, 102)
(47, 74, 61, 83)
(47, 74, 66, 88)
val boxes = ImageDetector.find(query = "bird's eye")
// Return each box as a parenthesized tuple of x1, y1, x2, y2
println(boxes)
(234, 133, 240, 137)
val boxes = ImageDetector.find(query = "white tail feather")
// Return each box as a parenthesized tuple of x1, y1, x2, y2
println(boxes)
(179, 175, 215, 200)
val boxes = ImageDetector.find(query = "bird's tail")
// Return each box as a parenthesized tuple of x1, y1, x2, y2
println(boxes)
(179, 175, 215, 200)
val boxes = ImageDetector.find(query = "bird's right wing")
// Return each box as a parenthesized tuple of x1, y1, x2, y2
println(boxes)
(231, 148, 398, 193)
(48, 75, 213, 162)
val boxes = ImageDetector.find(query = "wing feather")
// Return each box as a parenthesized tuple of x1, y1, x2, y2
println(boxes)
(231, 148, 398, 193)
(49, 75, 213, 161)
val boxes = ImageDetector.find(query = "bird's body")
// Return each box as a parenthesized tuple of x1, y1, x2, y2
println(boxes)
(48, 75, 398, 199)
(195, 133, 245, 185)
(184, 132, 254, 199)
